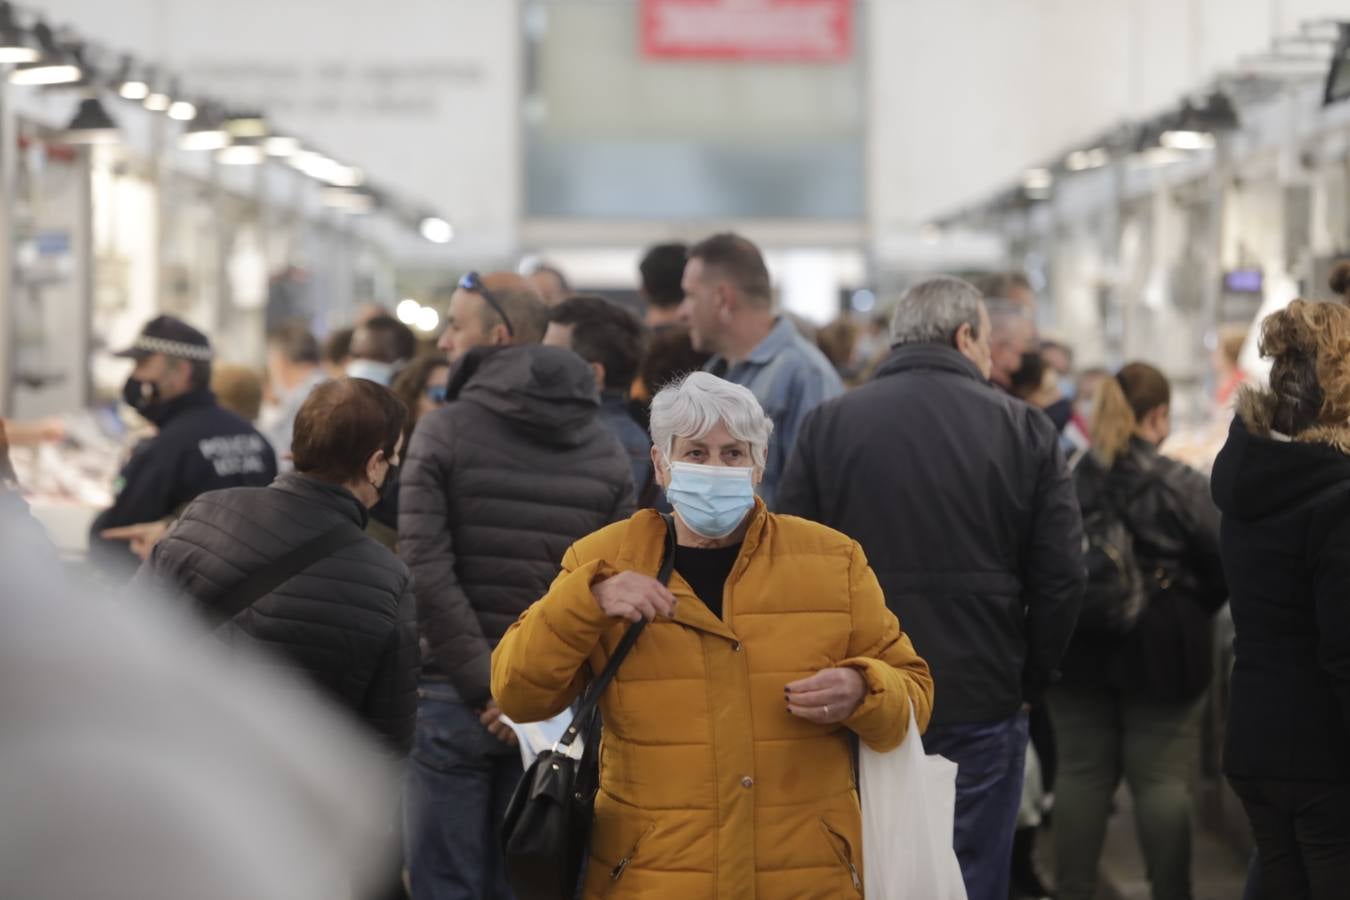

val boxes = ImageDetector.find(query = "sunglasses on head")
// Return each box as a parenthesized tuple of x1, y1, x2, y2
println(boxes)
(459, 271, 515, 338)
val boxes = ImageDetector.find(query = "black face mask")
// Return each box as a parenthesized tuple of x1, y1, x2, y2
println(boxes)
(122, 377, 168, 423)
(1008, 351, 1045, 396)
(370, 462, 400, 507)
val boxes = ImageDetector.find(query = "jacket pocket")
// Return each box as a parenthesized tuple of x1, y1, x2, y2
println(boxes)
(603, 822, 656, 895)
(819, 818, 863, 894)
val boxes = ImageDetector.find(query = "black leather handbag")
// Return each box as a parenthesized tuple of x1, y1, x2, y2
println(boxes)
(501, 516, 676, 900)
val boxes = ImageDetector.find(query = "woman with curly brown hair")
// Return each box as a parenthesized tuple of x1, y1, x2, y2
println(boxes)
(1211, 298, 1350, 899)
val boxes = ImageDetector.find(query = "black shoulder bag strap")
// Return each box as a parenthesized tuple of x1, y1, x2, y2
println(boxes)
(554, 514, 678, 759)
(205, 523, 367, 629)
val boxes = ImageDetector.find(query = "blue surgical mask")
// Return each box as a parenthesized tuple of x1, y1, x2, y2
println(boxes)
(665, 461, 756, 539)
(1058, 376, 1077, 402)
(346, 359, 397, 387)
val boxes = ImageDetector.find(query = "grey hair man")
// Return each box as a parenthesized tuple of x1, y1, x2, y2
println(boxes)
(678, 232, 842, 509)
(779, 275, 1084, 900)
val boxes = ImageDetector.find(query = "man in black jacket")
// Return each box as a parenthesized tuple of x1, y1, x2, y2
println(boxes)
(92, 316, 276, 574)
(398, 344, 636, 900)
(778, 276, 1084, 900)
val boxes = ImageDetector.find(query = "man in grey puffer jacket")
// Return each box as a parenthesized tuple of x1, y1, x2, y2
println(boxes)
(399, 343, 636, 900)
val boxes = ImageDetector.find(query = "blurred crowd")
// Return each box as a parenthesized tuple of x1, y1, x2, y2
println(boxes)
(7, 239, 1350, 900)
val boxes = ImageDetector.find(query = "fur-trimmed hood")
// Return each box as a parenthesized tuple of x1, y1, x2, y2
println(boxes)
(1214, 387, 1350, 522)
(1234, 386, 1350, 454)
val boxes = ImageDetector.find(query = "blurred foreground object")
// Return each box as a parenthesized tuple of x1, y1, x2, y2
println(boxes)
(99, 518, 172, 561)
(0, 490, 399, 900)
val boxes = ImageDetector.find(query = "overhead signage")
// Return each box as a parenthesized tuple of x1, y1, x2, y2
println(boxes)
(640, 0, 852, 62)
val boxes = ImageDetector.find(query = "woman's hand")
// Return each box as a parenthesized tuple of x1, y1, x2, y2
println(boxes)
(785, 667, 867, 724)
(592, 572, 678, 623)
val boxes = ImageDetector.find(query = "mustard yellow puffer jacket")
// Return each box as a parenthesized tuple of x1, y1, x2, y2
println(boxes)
(492, 504, 935, 899)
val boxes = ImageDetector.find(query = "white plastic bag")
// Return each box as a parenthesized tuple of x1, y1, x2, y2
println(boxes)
(498, 710, 572, 769)
(860, 700, 967, 900)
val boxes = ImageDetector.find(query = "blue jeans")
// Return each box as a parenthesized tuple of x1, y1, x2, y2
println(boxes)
(404, 686, 524, 900)
(921, 711, 1030, 900)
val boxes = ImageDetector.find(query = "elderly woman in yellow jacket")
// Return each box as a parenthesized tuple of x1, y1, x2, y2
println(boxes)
(492, 372, 934, 899)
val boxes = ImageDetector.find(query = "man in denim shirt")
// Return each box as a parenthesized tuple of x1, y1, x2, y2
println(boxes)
(679, 233, 843, 509)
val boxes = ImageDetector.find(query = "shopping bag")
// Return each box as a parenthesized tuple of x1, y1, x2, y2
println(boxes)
(499, 710, 572, 770)
(859, 700, 967, 900)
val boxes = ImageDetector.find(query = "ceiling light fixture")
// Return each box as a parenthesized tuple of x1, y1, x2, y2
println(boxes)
(1021, 168, 1053, 190)
(326, 165, 364, 188)
(415, 306, 441, 333)
(396, 299, 421, 324)
(143, 89, 171, 111)
(217, 137, 265, 166)
(0, 2, 40, 64)
(1065, 147, 1110, 171)
(179, 104, 230, 151)
(419, 216, 454, 244)
(10, 23, 81, 85)
(323, 187, 375, 214)
(114, 55, 149, 99)
(1160, 129, 1216, 150)
(226, 114, 267, 139)
(264, 135, 301, 157)
(167, 99, 197, 121)
(63, 95, 119, 144)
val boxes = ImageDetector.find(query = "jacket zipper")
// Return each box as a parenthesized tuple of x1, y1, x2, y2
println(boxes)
(609, 824, 656, 884)
(820, 820, 862, 892)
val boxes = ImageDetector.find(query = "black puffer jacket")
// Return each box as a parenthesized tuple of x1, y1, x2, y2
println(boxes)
(1062, 439, 1227, 702)
(139, 472, 419, 754)
(1212, 390, 1350, 781)
(399, 345, 636, 704)
(778, 343, 1085, 726)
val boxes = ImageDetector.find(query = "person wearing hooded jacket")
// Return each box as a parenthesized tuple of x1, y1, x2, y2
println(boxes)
(398, 343, 636, 900)
(1212, 299, 1350, 899)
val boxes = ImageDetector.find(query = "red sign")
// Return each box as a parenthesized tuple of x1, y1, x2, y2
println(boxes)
(641, 0, 852, 62)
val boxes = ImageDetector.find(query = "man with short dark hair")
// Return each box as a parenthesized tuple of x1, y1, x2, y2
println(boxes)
(544, 294, 652, 496)
(639, 242, 689, 328)
(436, 271, 549, 363)
(778, 276, 1084, 900)
(92, 316, 277, 573)
(322, 326, 354, 379)
(679, 232, 842, 508)
(347, 315, 417, 386)
(262, 321, 326, 469)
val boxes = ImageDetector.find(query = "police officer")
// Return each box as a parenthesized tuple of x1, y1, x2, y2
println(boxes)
(92, 316, 277, 572)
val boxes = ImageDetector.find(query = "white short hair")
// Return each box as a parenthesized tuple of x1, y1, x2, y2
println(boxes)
(649, 372, 773, 470)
